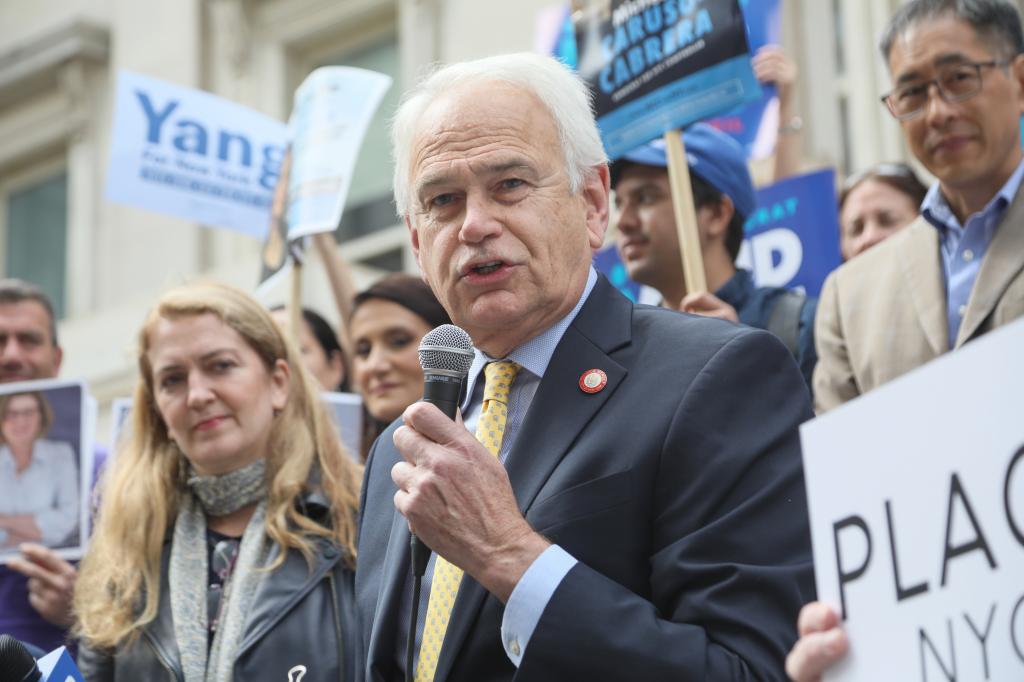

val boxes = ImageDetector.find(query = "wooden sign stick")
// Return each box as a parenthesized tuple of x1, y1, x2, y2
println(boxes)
(663, 129, 708, 296)
(288, 257, 303, 345)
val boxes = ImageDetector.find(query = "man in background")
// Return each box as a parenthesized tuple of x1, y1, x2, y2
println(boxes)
(790, 0, 1024, 677)
(0, 279, 81, 653)
(612, 124, 817, 387)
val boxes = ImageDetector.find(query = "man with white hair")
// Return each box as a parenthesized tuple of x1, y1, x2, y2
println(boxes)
(355, 52, 813, 682)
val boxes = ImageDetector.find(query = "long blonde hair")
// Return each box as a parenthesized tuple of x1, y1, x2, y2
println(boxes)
(75, 282, 363, 649)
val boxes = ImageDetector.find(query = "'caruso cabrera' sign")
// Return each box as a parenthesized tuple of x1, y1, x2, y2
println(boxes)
(574, 0, 761, 159)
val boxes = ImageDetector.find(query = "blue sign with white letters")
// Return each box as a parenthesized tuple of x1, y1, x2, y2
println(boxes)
(736, 169, 842, 297)
(706, 0, 782, 158)
(574, 0, 762, 160)
(597, 169, 842, 298)
(106, 70, 288, 238)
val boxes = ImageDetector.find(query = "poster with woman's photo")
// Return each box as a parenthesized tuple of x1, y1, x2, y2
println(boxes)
(0, 379, 94, 563)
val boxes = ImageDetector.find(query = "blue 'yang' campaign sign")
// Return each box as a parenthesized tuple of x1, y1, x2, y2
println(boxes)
(574, 0, 762, 160)
(736, 169, 842, 298)
(106, 71, 288, 239)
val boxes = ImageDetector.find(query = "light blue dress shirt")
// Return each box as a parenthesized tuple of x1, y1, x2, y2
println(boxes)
(0, 439, 79, 548)
(921, 157, 1024, 348)
(398, 268, 597, 674)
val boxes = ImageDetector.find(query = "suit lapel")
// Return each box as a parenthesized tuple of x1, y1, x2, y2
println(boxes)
(431, 277, 632, 682)
(366, 509, 413, 678)
(956, 189, 1024, 347)
(898, 221, 948, 356)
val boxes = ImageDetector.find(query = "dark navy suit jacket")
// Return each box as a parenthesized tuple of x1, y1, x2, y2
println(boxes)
(355, 275, 815, 682)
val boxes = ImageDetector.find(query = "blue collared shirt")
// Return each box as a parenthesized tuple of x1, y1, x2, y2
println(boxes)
(921, 157, 1024, 348)
(398, 268, 597, 673)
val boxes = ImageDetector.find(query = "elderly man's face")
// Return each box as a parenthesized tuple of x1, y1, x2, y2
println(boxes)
(405, 81, 608, 352)
(887, 16, 1024, 195)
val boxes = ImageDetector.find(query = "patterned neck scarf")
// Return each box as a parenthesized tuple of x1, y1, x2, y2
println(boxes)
(170, 458, 270, 682)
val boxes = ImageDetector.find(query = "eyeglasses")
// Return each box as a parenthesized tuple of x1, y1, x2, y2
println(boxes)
(880, 60, 1009, 120)
(2, 407, 40, 421)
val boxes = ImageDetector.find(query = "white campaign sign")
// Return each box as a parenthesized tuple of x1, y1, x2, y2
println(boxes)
(801, 317, 1024, 682)
(285, 67, 392, 239)
(106, 70, 288, 238)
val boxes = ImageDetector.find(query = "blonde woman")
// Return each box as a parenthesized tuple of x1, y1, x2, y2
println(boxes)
(75, 283, 362, 681)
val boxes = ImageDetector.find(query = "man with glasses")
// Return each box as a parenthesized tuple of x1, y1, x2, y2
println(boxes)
(812, 0, 1024, 416)
(790, 0, 1024, 678)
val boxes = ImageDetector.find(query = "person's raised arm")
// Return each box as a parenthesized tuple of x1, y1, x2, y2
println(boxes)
(753, 45, 803, 182)
(313, 232, 358, 363)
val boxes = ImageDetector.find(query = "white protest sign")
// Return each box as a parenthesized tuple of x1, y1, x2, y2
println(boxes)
(106, 70, 288, 238)
(801, 317, 1024, 681)
(0, 379, 95, 563)
(285, 67, 392, 239)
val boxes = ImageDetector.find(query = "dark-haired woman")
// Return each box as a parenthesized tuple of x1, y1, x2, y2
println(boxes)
(349, 274, 450, 458)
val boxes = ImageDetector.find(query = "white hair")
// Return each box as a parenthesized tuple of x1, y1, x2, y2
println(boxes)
(391, 52, 609, 218)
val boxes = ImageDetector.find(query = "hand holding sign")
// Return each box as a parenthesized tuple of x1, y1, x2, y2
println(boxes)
(800, 318, 1024, 681)
(785, 603, 849, 682)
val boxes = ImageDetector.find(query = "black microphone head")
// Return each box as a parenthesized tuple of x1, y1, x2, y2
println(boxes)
(0, 634, 42, 682)
(418, 324, 474, 376)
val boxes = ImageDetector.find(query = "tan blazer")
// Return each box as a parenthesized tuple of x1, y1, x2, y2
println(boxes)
(813, 197, 1024, 413)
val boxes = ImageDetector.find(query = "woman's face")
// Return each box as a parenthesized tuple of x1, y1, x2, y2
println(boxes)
(351, 300, 432, 423)
(1, 394, 42, 449)
(271, 310, 344, 392)
(839, 179, 919, 261)
(147, 313, 290, 476)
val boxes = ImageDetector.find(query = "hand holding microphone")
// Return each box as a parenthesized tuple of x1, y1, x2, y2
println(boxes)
(406, 324, 474, 576)
(391, 324, 548, 600)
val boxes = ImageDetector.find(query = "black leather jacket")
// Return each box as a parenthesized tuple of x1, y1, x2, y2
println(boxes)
(78, 500, 358, 682)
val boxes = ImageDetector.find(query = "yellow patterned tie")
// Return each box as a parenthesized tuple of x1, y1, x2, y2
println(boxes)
(415, 360, 521, 682)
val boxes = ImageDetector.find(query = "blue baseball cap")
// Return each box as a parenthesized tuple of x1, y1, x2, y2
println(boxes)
(610, 123, 756, 221)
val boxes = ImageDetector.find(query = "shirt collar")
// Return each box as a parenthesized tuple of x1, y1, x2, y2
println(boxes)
(714, 268, 755, 311)
(922, 156, 1024, 233)
(462, 267, 598, 405)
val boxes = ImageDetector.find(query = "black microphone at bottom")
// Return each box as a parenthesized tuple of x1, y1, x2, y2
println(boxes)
(0, 634, 84, 681)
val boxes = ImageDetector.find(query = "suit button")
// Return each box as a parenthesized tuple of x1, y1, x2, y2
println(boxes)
(509, 639, 521, 657)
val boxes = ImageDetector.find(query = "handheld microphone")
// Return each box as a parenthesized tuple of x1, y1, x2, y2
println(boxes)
(406, 324, 473, 681)
(412, 324, 474, 576)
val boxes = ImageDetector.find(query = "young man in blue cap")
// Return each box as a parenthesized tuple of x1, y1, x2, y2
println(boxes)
(612, 123, 817, 386)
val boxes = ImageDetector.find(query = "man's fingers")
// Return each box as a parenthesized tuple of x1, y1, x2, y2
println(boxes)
(797, 601, 840, 636)
(6, 556, 49, 583)
(785, 629, 849, 682)
(19, 543, 77, 579)
(20, 543, 62, 569)
(402, 401, 465, 445)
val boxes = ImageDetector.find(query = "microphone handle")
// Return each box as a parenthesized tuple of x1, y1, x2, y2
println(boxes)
(421, 372, 463, 420)
(410, 371, 465, 576)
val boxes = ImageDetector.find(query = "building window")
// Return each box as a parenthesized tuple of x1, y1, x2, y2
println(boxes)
(4, 172, 68, 317)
